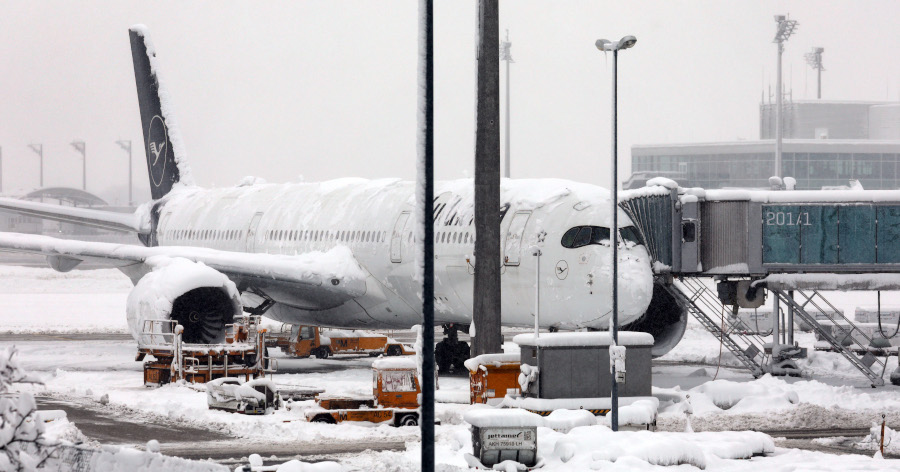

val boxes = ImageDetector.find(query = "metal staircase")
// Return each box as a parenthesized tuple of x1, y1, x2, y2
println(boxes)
(772, 289, 886, 387)
(668, 277, 767, 378)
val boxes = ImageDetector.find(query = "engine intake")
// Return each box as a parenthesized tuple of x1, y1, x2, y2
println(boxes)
(127, 257, 242, 344)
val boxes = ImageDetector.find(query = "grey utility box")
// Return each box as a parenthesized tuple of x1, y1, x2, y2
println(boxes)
(513, 331, 654, 399)
(464, 409, 542, 468)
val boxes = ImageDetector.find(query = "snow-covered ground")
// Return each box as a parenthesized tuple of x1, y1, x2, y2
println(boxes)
(4, 265, 900, 470)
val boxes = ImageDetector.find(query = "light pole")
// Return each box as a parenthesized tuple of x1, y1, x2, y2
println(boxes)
(532, 247, 542, 338)
(500, 30, 514, 178)
(595, 34, 636, 433)
(70, 141, 86, 191)
(773, 15, 798, 178)
(804, 47, 824, 99)
(116, 140, 133, 206)
(27, 144, 43, 188)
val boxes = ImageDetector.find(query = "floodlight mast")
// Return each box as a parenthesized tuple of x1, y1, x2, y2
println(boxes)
(595, 34, 636, 434)
(773, 15, 798, 178)
(500, 30, 513, 178)
(27, 144, 43, 188)
(804, 47, 825, 99)
(116, 140, 133, 206)
(70, 140, 86, 191)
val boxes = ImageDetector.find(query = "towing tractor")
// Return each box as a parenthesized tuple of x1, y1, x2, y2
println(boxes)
(267, 325, 414, 359)
(305, 357, 421, 426)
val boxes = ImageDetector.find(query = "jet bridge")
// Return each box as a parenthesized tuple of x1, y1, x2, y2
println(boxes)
(620, 182, 900, 386)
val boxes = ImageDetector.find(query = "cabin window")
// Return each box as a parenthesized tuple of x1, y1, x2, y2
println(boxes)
(299, 326, 314, 340)
(381, 370, 416, 393)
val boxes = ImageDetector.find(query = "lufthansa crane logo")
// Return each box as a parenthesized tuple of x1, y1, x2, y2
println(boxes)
(147, 115, 168, 188)
(555, 260, 569, 280)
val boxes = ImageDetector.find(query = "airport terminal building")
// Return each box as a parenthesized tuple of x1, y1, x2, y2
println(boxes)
(629, 101, 900, 190)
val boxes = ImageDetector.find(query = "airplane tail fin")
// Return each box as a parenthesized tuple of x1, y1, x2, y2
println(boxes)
(129, 25, 194, 200)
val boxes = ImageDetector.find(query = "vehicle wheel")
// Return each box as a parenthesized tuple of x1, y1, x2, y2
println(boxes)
(399, 414, 418, 426)
(386, 345, 403, 357)
(314, 348, 330, 359)
(311, 414, 336, 424)
(435, 341, 452, 374)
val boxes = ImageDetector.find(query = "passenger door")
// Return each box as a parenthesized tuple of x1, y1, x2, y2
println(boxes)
(504, 211, 532, 266)
(391, 211, 410, 263)
(246, 212, 264, 253)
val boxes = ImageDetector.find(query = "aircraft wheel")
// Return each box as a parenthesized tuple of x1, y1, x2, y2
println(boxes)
(435, 341, 452, 374)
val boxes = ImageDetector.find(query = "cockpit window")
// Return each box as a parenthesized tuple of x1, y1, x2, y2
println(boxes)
(574, 227, 592, 247)
(561, 227, 579, 247)
(562, 225, 611, 249)
(590, 227, 611, 245)
(561, 225, 644, 249)
(620, 226, 644, 246)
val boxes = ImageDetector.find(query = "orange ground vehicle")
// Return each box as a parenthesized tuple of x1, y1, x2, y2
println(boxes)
(304, 357, 421, 426)
(464, 353, 521, 405)
(267, 325, 414, 359)
(138, 315, 271, 386)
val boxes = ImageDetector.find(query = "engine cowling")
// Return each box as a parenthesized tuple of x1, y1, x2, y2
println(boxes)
(621, 279, 689, 358)
(126, 257, 242, 344)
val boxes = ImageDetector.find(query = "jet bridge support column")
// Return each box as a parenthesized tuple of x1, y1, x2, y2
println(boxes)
(766, 290, 802, 376)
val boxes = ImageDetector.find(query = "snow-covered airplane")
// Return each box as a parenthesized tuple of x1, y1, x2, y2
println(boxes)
(0, 27, 686, 369)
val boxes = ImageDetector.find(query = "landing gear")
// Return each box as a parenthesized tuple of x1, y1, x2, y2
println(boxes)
(435, 323, 470, 375)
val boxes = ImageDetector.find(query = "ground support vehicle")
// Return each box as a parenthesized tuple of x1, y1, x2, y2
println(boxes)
(304, 357, 420, 427)
(277, 385, 325, 402)
(267, 325, 414, 359)
(137, 315, 273, 386)
(207, 377, 280, 415)
(464, 353, 521, 405)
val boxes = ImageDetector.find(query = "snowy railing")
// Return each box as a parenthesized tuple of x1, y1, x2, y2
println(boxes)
(138, 319, 178, 348)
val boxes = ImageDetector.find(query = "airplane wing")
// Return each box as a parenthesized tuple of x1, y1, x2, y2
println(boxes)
(0, 232, 367, 310)
(0, 197, 148, 233)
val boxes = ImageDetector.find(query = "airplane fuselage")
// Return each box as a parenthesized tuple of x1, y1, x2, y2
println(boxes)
(153, 178, 654, 330)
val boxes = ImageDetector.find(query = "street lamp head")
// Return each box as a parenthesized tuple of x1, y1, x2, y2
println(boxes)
(617, 36, 637, 50)
(595, 39, 613, 51)
(596, 36, 636, 52)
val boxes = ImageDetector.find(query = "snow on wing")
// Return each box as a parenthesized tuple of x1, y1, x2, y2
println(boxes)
(0, 232, 367, 311)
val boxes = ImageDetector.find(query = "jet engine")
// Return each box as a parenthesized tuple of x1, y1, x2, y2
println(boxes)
(620, 279, 689, 358)
(126, 257, 242, 344)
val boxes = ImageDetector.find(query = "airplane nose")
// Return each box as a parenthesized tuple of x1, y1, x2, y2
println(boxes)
(615, 250, 654, 323)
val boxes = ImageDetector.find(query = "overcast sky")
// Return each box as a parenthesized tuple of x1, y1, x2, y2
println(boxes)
(1, 1, 898, 204)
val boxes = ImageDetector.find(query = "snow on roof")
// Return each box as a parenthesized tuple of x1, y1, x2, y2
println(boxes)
(619, 185, 672, 201)
(463, 408, 545, 428)
(372, 357, 417, 370)
(463, 353, 520, 372)
(704, 188, 900, 203)
(760, 273, 900, 291)
(513, 331, 654, 347)
(321, 329, 384, 339)
(499, 395, 657, 413)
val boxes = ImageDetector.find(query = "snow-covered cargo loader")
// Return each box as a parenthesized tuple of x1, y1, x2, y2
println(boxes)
(137, 315, 273, 386)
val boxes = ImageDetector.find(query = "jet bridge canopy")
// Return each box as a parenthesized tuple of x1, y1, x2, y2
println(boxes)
(620, 183, 900, 276)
